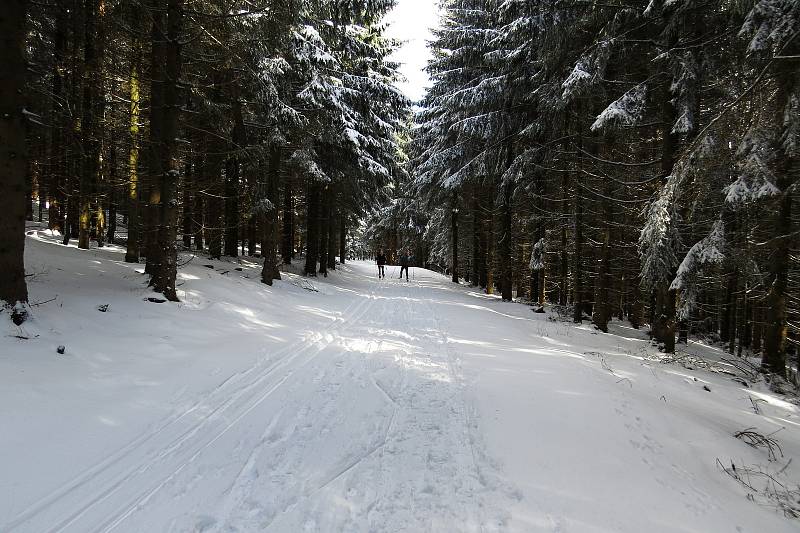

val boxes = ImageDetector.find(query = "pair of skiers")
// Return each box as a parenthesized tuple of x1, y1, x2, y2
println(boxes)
(376, 248, 412, 281)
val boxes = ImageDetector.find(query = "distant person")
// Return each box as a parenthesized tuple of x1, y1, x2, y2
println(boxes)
(399, 249, 412, 281)
(376, 248, 387, 278)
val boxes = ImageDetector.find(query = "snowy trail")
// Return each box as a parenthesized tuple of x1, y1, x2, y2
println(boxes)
(4, 240, 800, 533)
(5, 278, 377, 532)
(196, 272, 512, 532)
(4, 261, 513, 532)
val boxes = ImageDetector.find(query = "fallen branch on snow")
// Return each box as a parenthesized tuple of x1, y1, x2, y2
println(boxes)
(734, 428, 784, 462)
(717, 458, 800, 519)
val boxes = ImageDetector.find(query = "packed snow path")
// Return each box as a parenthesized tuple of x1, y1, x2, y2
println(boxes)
(3, 234, 800, 532)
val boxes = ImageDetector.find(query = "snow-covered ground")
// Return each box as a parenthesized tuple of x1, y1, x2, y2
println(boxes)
(2, 229, 800, 532)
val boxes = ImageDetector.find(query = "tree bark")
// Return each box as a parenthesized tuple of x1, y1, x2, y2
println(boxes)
(106, 124, 117, 244)
(224, 156, 239, 257)
(500, 181, 514, 300)
(327, 205, 337, 270)
(471, 191, 481, 286)
(193, 153, 204, 250)
(761, 40, 798, 375)
(304, 181, 320, 276)
(0, 0, 30, 307)
(77, 0, 102, 250)
(281, 173, 294, 263)
(652, 76, 679, 352)
(48, 0, 68, 233)
(149, 0, 182, 301)
(572, 189, 583, 323)
(93, 8, 107, 249)
(339, 216, 346, 264)
(485, 186, 495, 294)
(182, 157, 192, 248)
(247, 216, 256, 256)
(752, 305, 762, 354)
(451, 200, 459, 283)
(144, 0, 165, 273)
(125, 35, 142, 262)
(318, 186, 330, 277)
(224, 95, 244, 257)
(559, 169, 569, 306)
(261, 146, 281, 284)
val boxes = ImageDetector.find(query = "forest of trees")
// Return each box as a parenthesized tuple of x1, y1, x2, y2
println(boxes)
(1, 0, 408, 307)
(369, 0, 799, 380)
(1, 0, 798, 380)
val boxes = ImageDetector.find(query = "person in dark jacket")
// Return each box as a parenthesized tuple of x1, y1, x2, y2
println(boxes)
(376, 249, 387, 278)
(399, 249, 411, 281)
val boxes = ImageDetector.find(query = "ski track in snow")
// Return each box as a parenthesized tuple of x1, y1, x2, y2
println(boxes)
(4, 264, 513, 533)
(4, 284, 376, 532)
(5, 241, 800, 533)
(209, 276, 511, 532)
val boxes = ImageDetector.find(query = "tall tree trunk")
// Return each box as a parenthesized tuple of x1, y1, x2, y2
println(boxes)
(63, 0, 85, 246)
(752, 304, 763, 354)
(26, 162, 34, 222)
(206, 193, 222, 258)
(182, 157, 192, 248)
(629, 282, 642, 329)
(193, 153, 204, 250)
(93, 14, 107, 249)
(530, 223, 546, 306)
(484, 186, 494, 294)
(48, 0, 67, 233)
(500, 181, 513, 300)
(572, 190, 583, 323)
(0, 0, 30, 307)
(281, 173, 293, 263)
(106, 124, 117, 244)
(261, 146, 281, 284)
(144, 0, 165, 273)
(247, 217, 257, 256)
(339, 216, 346, 264)
(149, 0, 182, 301)
(224, 157, 239, 256)
(728, 270, 739, 354)
(741, 283, 751, 349)
(471, 191, 480, 286)
(327, 205, 337, 270)
(761, 39, 798, 375)
(559, 171, 569, 306)
(762, 181, 791, 375)
(125, 36, 142, 262)
(451, 199, 459, 283)
(653, 79, 679, 352)
(592, 209, 611, 331)
(304, 181, 320, 276)
(318, 186, 330, 277)
(205, 129, 224, 259)
(224, 96, 244, 257)
(77, 0, 101, 250)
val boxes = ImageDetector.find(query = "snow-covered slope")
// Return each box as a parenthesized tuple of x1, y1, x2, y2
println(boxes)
(2, 230, 799, 532)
